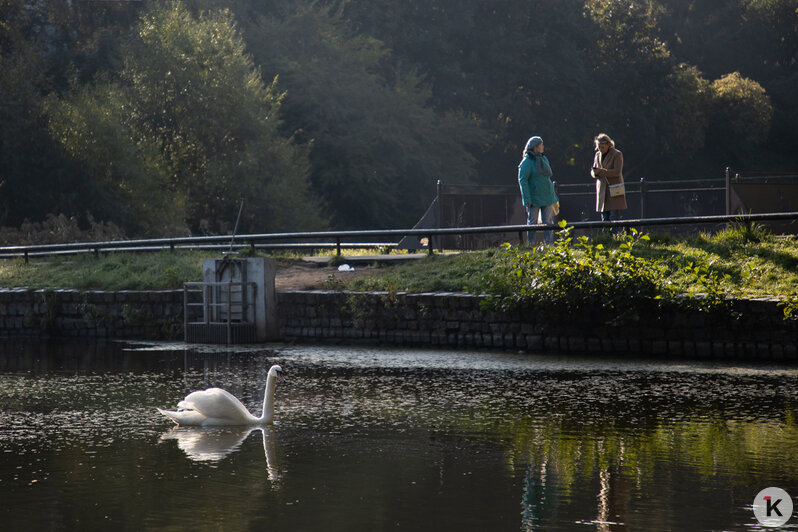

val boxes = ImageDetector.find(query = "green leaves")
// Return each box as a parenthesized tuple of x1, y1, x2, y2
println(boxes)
(2, 0, 796, 236)
(478, 222, 738, 325)
(708, 72, 773, 145)
(244, 3, 486, 228)
(46, 1, 324, 235)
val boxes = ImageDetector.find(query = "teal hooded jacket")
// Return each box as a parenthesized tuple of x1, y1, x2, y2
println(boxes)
(518, 153, 558, 207)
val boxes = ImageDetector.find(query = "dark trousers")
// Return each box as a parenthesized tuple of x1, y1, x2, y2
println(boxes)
(601, 210, 617, 233)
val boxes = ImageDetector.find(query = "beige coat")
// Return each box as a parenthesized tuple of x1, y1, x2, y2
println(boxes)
(591, 148, 627, 212)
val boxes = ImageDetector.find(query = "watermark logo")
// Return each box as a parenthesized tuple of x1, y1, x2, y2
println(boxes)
(753, 487, 793, 527)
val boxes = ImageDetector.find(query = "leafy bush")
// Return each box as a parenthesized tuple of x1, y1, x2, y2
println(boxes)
(477, 221, 732, 325)
(779, 295, 798, 321)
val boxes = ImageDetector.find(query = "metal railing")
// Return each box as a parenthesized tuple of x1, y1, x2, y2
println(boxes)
(0, 238, 397, 262)
(1, 211, 797, 261)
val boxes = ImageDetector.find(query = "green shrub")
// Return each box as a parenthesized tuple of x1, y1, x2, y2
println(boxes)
(477, 221, 733, 325)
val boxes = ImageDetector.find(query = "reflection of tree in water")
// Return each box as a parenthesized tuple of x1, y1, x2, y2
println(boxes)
(521, 460, 553, 531)
(515, 415, 798, 530)
(161, 426, 283, 486)
(519, 445, 629, 531)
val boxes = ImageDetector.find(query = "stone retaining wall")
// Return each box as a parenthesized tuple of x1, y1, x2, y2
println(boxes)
(0, 288, 183, 340)
(277, 290, 798, 361)
(0, 287, 795, 361)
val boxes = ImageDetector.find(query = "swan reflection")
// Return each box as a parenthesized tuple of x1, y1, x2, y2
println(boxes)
(160, 426, 282, 483)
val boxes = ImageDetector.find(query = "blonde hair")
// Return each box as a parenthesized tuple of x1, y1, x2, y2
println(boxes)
(594, 133, 615, 150)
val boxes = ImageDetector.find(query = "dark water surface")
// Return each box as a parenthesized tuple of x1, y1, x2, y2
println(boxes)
(1, 340, 797, 531)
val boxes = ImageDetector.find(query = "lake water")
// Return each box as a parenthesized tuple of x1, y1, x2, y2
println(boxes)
(1, 340, 797, 531)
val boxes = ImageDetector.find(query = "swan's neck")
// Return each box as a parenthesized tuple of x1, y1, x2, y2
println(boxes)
(258, 374, 276, 423)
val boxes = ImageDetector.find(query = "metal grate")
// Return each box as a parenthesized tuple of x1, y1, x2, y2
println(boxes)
(183, 281, 257, 344)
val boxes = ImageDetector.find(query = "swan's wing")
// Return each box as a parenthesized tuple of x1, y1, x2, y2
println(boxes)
(158, 408, 208, 426)
(180, 388, 253, 422)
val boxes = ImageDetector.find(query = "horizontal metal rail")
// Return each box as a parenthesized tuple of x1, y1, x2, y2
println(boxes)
(557, 178, 726, 189)
(734, 173, 798, 180)
(0, 242, 397, 260)
(0, 212, 796, 261)
(558, 188, 723, 196)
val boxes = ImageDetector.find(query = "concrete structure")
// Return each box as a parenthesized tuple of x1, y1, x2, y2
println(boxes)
(197, 257, 279, 342)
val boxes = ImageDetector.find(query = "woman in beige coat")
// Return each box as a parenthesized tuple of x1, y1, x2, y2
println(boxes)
(590, 133, 627, 222)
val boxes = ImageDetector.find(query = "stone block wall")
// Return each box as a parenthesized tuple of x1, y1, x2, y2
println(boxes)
(277, 290, 798, 361)
(0, 287, 794, 362)
(0, 288, 183, 340)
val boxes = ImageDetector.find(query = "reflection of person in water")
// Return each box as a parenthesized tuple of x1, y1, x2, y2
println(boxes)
(161, 426, 282, 483)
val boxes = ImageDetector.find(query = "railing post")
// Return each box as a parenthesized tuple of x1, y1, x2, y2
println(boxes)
(183, 285, 189, 341)
(24, 250, 29, 264)
(725, 167, 731, 215)
(204, 284, 211, 324)
(639, 177, 647, 219)
(227, 282, 232, 345)
(336, 238, 342, 256)
(427, 234, 434, 256)
(436, 179, 443, 252)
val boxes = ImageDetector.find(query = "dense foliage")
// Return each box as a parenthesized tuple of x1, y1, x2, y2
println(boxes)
(1, 0, 795, 236)
(340, 224, 798, 320)
(477, 222, 738, 324)
(480, 226, 668, 324)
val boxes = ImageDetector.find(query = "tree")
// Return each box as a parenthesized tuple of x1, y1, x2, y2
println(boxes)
(45, 81, 180, 235)
(742, 0, 798, 73)
(707, 72, 773, 165)
(338, 0, 594, 184)
(0, 0, 148, 232)
(0, 1, 77, 228)
(4, 0, 797, 236)
(244, 3, 487, 228)
(47, 1, 324, 235)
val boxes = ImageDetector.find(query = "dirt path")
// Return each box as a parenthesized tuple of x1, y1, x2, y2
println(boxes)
(274, 261, 379, 291)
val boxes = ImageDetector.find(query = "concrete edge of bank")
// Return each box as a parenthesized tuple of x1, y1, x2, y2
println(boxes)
(0, 287, 795, 362)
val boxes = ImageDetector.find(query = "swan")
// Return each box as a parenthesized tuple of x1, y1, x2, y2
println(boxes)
(158, 364, 283, 426)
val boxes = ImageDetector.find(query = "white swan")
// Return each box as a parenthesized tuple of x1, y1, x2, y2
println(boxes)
(158, 364, 283, 426)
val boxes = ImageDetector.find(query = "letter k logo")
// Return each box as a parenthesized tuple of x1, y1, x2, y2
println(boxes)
(754, 488, 793, 527)
(765, 496, 783, 517)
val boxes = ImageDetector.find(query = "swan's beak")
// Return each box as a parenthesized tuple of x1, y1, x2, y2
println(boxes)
(276, 370, 285, 382)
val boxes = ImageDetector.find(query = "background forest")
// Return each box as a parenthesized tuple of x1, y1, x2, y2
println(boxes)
(1, 0, 796, 239)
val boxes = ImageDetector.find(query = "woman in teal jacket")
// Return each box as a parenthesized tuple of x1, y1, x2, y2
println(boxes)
(518, 136, 558, 244)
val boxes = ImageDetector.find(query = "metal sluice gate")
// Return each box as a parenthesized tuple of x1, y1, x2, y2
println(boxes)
(183, 281, 258, 344)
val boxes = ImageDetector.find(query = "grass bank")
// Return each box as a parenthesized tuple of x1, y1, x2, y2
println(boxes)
(0, 223, 796, 308)
(342, 225, 798, 298)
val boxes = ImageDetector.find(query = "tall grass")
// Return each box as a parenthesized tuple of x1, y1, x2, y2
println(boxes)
(0, 251, 204, 291)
